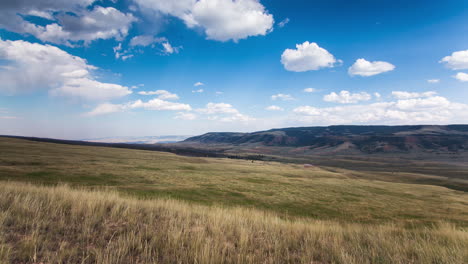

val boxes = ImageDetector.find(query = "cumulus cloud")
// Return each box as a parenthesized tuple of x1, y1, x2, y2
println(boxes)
(134, 0, 274, 42)
(196, 102, 254, 122)
(192, 89, 204, 93)
(427, 79, 440, 83)
(266, 105, 283, 111)
(348, 58, 395, 77)
(40, 7, 135, 45)
(271, 93, 294, 101)
(281, 42, 340, 72)
(87, 98, 192, 116)
(323, 91, 372, 104)
(137, 90, 179, 100)
(391, 91, 437, 99)
(0, 39, 131, 100)
(440, 50, 468, 70)
(303, 88, 317, 93)
(194, 82, 204, 86)
(0, 2, 136, 45)
(293, 93, 468, 125)
(454, 72, 468, 82)
(0, 0, 93, 32)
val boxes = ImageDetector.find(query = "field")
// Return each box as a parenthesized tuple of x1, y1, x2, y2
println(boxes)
(0, 137, 467, 263)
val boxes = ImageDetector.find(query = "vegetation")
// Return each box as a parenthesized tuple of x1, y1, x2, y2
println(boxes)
(1, 137, 467, 225)
(0, 137, 467, 263)
(0, 182, 467, 264)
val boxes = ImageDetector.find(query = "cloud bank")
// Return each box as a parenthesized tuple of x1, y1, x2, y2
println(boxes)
(0, 39, 131, 100)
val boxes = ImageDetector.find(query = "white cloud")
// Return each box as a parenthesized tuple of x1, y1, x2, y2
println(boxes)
(218, 113, 255, 122)
(190, 0, 274, 42)
(162, 41, 180, 54)
(175, 112, 197, 120)
(265, 105, 283, 111)
(114, 46, 126, 60)
(197, 102, 239, 114)
(133, 98, 191, 111)
(427, 79, 440, 83)
(27, 10, 55, 20)
(293, 106, 321, 116)
(0, 0, 93, 37)
(192, 89, 204, 93)
(130, 35, 166, 47)
(51, 78, 132, 101)
(278, 18, 289, 28)
(138, 90, 179, 100)
(86, 102, 126, 116)
(293, 94, 468, 125)
(440, 50, 468, 70)
(87, 98, 192, 116)
(374, 92, 381, 100)
(120, 54, 134, 61)
(46, 7, 135, 45)
(0, 3, 136, 46)
(271, 93, 294, 101)
(348, 58, 395, 77)
(394, 96, 450, 110)
(303, 88, 316, 93)
(196, 102, 254, 122)
(134, 0, 274, 42)
(0, 39, 131, 100)
(194, 82, 204, 86)
(323, 91, 372, 104)
(281, 42, 339, 72)
(391, 91, 437, 99)
(454, 72, 468, 82)
(124, 36, 179, 58)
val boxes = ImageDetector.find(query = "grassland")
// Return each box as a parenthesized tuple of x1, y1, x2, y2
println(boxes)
(0, 182, 467, 264)
(0, 137, 467, 263)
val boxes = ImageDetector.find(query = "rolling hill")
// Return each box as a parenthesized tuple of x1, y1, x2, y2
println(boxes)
(181, 125, 468, 155)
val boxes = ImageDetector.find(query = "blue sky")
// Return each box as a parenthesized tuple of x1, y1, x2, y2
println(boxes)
(1, 0, 468, 139)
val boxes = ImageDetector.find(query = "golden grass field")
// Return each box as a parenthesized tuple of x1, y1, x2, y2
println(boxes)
(0, 137, 467, 263)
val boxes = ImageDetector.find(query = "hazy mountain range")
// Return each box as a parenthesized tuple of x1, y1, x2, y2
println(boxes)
(84, 135, 192, 144)
(180, 125, 468, 155)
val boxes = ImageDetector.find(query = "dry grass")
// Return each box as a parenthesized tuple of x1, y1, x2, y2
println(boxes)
(0, 182, 467, 264)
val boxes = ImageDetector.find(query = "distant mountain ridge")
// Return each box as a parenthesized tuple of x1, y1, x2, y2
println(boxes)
(84, 135, 191, 144)
(182, 125, 468, 154)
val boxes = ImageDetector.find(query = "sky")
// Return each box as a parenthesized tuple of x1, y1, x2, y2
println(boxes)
(1, 0, 468, 139)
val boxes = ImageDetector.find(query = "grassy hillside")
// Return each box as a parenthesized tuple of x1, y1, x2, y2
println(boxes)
(0, 137, 468, 263)
(0, 182, 467, 264)
(0, 137, 467, 225)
